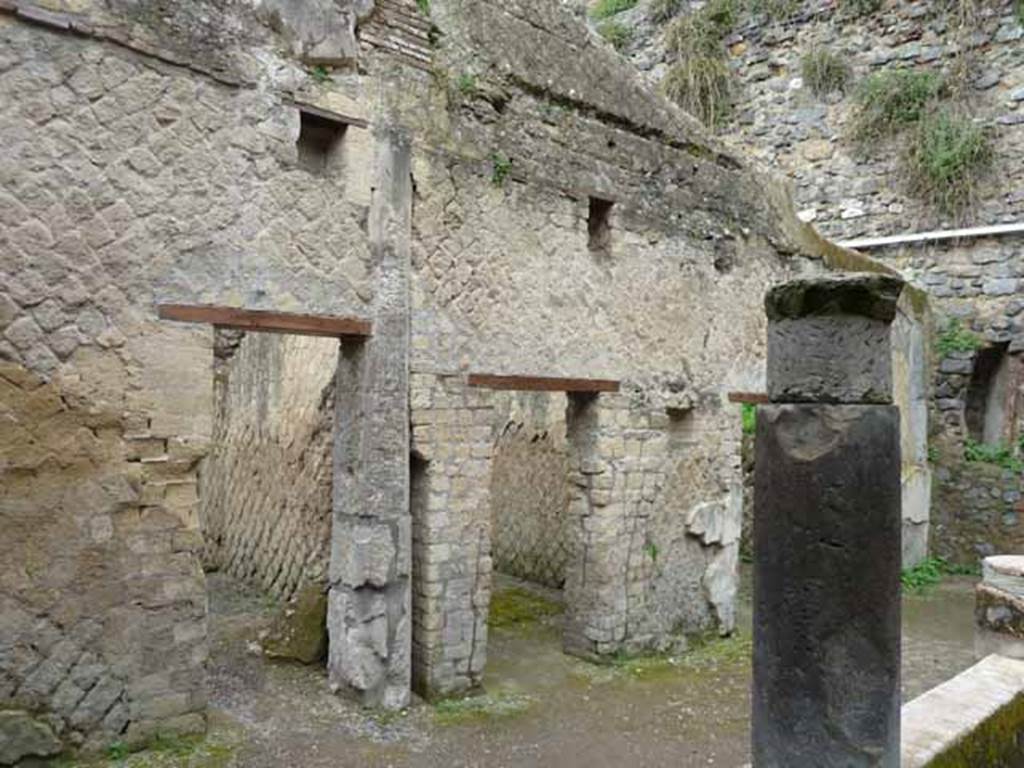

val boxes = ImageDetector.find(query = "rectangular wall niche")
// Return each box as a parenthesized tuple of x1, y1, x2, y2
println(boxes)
(587, 197, 614, 255)
(298, 109, 347, 175)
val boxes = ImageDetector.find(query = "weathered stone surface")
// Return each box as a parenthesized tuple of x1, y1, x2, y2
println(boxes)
(0, 710, 61, 765)
(901, 655, 1024, 768)
(766, 275, 904, 404)
(255, 0, 375, 65)
(262, 582, 329, 664)
(753, 404, 901, 767)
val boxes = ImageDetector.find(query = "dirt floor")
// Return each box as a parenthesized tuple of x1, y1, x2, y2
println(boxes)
(57, 569, 982, 768)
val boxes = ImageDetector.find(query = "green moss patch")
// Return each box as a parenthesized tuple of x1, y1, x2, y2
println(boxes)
(432, 691, 533, 726)
(590, 0, 637, 19)
(928, 693, 1024, 768)
(54, 732, 240, 768)
(488, 586, 562, 630)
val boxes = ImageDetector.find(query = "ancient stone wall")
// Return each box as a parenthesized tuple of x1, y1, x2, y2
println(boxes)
(625, 0, 1023, 565)
(0, 5, 380, 751)
(200, 332, 337, 602)
(489, 392, 571, 590)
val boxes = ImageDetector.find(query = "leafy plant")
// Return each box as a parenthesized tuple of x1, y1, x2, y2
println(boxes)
(906, 108, 992, 216)
(598, 19, 633, 49)
(927, 444, 940, 464)
(801, 47, 852, 96)
(741, 403, 757, 435)
(590, 0, 637, 19)
(309, 65, 332, 84)
(491, 152, 512, 186)
(964, 438, 1024, 473)
(107, 741, 130, 760)
(644, 541, 659, 562)
(851, 69, 945, 143)
(935, 318, 983, 358)
(456, 72, 478, 94)
(901, 557, 946, 591)
(415, 0, 430, 14)
(1017, 0, 1024, 25)
(902, 556, 980, 592)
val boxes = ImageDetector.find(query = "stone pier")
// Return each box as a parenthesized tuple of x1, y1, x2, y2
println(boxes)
(752, 275, 904, 767)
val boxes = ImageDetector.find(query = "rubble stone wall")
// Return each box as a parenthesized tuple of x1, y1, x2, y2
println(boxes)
(629, 0, 1024, 565)
(200, 332, 338, 602)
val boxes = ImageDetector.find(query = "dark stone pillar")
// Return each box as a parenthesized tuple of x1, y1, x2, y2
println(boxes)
(752, 274, 904, 767)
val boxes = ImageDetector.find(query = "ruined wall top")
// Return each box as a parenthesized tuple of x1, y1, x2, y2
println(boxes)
(766, 274, 906, 404)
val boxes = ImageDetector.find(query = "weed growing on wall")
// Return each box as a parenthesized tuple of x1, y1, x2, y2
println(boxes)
(801, 47, 851, 97)
(906, 108, 992, 216)
(851, 69, 945, 143)
(491, 152, 512, 185)
(456, 72, 478, 95)
(590, 0, 637, 19)
(309, 65, 332, 84)
(598, 20, 633, 50)
(1017, 0, 1024, 25)
(935, 318, 983, 358)
(741, 403, 756, 435)
(415, 0, 430, 15)
(661, 54, 734, 127)
(964, 439, 1024, 473)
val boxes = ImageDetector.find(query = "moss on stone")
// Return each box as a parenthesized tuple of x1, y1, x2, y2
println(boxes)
(432, 691, 533, 726)
(261, 582, 328, 664)
(488, 586, 562, 630)
(926, 692, 1024, 768)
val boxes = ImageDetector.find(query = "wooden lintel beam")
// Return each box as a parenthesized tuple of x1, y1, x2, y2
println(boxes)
(467, 373, 620, 393)
(157, 304, 372, 339)
(727, 391, 769, 404)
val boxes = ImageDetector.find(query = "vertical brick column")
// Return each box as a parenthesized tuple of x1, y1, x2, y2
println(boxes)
(753, 275, 904, 767)
(327, 129, 412, 710)
(563, 391, 632, 657)
(409, 373, 494, 699)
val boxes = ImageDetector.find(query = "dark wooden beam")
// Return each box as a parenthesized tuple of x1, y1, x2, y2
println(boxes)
(727, 391, 769, 404)
(467, 373, 620, 393)
(157, 304, 372, 339)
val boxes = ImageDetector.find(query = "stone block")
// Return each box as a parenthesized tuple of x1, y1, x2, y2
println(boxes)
(765, 275, 904, 404)
(330, 518, 395, 588)
(0, 710, 61, 765)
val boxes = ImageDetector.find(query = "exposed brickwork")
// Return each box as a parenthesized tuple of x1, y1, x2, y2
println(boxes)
(200, 332, 337, 601)
(409, 373, 495, 698)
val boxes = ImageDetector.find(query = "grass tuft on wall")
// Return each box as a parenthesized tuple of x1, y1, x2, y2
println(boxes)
(851, 69, 946, 142)
(906, 108, 992, 216)
(801, 47, 851, 96)
(590, 0, 637, 19)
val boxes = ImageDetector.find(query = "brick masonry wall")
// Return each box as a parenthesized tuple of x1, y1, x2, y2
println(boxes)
(200, 332, 337, 602)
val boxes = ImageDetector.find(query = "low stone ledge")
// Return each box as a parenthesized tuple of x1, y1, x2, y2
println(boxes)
(901, 654, 1024, 768)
